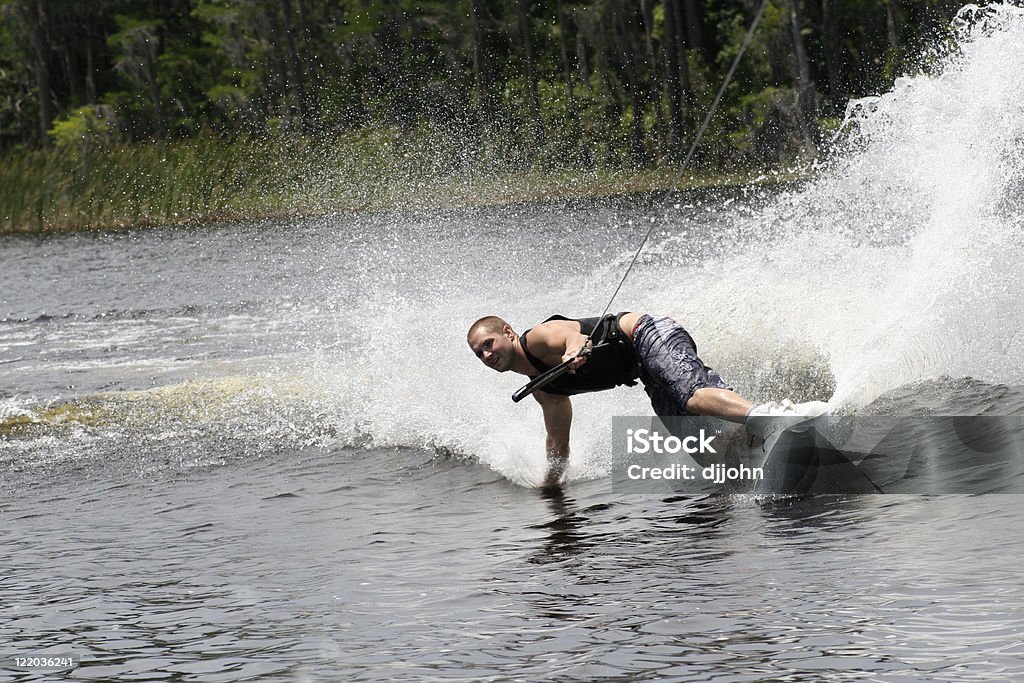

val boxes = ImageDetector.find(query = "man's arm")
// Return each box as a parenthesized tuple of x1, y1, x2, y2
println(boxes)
(534, 390, 572, 488)
(528, 322, 592, 373)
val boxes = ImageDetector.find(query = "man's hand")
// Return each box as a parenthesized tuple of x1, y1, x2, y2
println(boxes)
(561, 339, 592, 374)
(534, 390, 572, 489)
(540, 453, 568, 489)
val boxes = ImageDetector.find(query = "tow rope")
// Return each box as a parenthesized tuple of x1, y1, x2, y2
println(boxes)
(512, 0, 771, 403)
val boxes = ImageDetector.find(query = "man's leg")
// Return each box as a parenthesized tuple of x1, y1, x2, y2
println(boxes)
(685, 387, 753, 422)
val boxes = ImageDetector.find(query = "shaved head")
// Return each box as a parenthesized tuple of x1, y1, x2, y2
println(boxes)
(467, 315, 520, 373)
(467, 315, 512, 340)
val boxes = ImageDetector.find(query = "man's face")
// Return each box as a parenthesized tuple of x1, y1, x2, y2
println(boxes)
(468, 325, 515, 372)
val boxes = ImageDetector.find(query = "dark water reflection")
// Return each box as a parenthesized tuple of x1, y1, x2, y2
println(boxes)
(4, 444, 1024, 681)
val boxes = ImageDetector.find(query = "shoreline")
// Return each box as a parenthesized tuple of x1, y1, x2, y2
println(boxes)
(0, 135, 811, 235)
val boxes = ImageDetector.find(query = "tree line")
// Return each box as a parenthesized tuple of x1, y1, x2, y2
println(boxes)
(0, 0, 962, 167)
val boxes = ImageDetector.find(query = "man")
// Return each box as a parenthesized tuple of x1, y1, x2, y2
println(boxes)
(467, 312, 765, 488)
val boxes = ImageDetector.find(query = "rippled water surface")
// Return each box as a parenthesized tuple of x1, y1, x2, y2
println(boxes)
(6, 447, 1024, 682)
(3, 196, 1023, 682)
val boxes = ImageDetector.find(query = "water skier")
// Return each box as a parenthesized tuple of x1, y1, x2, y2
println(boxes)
(467, 312, 826, 488)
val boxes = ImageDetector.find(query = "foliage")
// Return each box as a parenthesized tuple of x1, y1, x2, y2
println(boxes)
(0, 127, 796, 233)
(0, 0, 968, 155)
(48, 105, 118, 147)
(0, 0, 969, 230)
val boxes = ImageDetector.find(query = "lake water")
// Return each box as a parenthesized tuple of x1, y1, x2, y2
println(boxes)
(3, 3, 1024, 681)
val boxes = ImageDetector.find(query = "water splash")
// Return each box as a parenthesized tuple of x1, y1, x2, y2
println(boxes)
(658, 1, 1024, 411)
(5, 4, 1024, 489)
(819, 1, 1024, 406)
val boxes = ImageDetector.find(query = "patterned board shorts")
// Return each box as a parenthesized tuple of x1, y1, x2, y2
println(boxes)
(631, 314, 733, 416)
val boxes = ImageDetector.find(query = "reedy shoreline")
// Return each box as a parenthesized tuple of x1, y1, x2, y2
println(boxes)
(0, 132, 805, 234)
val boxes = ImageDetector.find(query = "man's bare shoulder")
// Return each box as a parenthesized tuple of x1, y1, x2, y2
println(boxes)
(526, 319, 579, 351)
(533, 318, 580, 334)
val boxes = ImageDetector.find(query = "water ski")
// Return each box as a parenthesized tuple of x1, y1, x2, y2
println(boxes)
(748, 409, 1024, 495)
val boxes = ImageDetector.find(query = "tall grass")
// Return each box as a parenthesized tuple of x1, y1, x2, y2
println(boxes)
(0, 131, 388, 233)
(0, 129, 785, 234)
